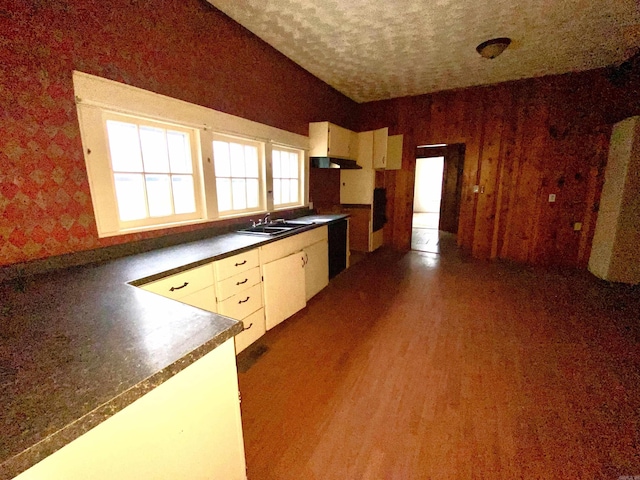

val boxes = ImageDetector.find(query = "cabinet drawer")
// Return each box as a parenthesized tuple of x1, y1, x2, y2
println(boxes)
(140, 264, 214, 300)
(234, 308, 266, 354)
(260, 226, 328, 264)
(216, 267, 261, 302)
(218, 283, 263, 320)
(214, 249, 259, 281)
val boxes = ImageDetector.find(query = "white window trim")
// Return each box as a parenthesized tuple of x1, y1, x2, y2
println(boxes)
(271, 145, 305, 210)
(212, 133, 266, 217)
(73, 71, 309, 238)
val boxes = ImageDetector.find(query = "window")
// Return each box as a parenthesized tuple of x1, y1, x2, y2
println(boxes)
(212, 135, 264, 215)
(272, 147, 302, 207)
(74, 71, 309, 238)
(104, 114, 202, 229)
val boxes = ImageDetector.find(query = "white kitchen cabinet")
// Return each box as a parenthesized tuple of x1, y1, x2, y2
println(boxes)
(356, 130, 374, 168)
(214, 249, 260, 280)
(262, 251, 306, 330)
(140, 264, 217, 313)
(218, 283, 263, 322)
(340, 169, 375, 205)
(386, 134, 403, 170)
(309, 121, 357, 159)
(233, 308, 266, 354)
(180, 287, 218, 312)
(212, 248, 265, 354)
(353, 128, 388, 170)
(15, 339, 247, 480)
(304, 239, 329, 301)
(140, 263, 214, 301)
(373, 127, 389, 169)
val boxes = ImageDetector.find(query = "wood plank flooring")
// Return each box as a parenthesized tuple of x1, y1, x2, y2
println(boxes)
(237, 239, 640, 479)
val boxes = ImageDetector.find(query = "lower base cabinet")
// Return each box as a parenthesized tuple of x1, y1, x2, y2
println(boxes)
(262, 251, 306, 330)
(304, 239, 329, 300)
(234, 308, 266, 354)
(15, 339, 247, 480)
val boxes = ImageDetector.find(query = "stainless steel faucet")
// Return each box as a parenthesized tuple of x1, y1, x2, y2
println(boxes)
(263, 212, 271, 225)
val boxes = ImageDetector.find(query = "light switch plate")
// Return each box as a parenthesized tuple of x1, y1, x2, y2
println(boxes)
(548, 194, 556, 202)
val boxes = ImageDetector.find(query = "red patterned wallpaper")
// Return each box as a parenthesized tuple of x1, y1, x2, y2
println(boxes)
(0, 0, 358, 267)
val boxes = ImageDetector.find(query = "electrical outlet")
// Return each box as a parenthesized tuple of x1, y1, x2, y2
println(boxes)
(473, 185, 480, 193)
(548, 194, 556, 202)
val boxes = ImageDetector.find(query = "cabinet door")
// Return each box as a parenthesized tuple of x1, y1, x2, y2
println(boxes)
(356, 130, 374, 168)
(373, 127, 388, 169)
(262, 252, 306, 330)
(180, 286, 217, 312)
(340, 169, 375, 205)
(304, 239, 329, 301)
(328, 123, 354, 158)
(386, 134, 403, 170)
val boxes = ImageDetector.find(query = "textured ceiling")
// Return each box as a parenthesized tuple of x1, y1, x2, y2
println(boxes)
(207, 0, 640, 103)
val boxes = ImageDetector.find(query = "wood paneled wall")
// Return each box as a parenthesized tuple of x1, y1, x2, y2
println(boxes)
(357, 69, 640, 268)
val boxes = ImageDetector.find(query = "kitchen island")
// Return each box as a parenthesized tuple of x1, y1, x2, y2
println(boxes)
(0, 214, 348, 479)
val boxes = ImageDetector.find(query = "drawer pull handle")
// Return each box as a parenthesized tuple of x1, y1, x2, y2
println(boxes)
(235, 260, 247, 266)
(169, 282, 188, 292)
(238, 296, 250, 304)
(236, 278, 248, 285)
(243, 322, 253, 331)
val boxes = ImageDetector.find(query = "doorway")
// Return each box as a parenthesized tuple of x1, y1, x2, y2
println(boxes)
(411, 144, 464, 253)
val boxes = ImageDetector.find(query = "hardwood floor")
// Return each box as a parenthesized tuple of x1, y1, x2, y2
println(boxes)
(237, 240, 640, 479)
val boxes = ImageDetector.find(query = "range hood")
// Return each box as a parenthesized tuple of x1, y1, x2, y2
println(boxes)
(310, 156, 362, 169)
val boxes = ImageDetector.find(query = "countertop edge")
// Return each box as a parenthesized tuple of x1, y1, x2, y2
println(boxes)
(1, 319, 243, 480)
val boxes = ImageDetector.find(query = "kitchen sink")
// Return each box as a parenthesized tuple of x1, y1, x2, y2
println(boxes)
(237, 222, 308, 236)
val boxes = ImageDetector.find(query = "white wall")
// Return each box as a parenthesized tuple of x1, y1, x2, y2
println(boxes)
(413, 157, 444, 213)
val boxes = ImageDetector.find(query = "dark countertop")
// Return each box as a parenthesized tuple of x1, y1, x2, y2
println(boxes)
(0, 214, 348, 479)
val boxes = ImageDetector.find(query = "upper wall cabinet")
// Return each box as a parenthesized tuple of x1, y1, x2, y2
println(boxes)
(309, 122, 357, 159)
(355, 128, 389, 169)
(386, 134, 403, 170)
(372, 127, 389, 169)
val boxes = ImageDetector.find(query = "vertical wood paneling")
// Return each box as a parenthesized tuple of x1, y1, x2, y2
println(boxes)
(473, 87, 507, 259)
(357, 69, 624, 268)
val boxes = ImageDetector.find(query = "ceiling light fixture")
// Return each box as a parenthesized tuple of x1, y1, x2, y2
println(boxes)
(476, 37, 512, 59)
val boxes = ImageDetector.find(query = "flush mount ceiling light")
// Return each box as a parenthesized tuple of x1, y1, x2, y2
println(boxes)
(476, 37, 512, 59)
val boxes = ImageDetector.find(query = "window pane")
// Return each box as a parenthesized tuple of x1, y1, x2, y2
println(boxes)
(246, 178, 259, 209)
(145, 174, 172, 217)
(273, 178, 281, 206)
(167, 131, 192, 174)
(232, 178, 246, 210)
(230, 143, 246, 178)
(280, 152, 290, 178)
(216, 178, 232, 212)
(140, 126, 170, 173)
(245, 146, 258, 178)
(113, 173, 146, 221)
(290, 179, 299, 204)
(106, 121, 143, 172)
(213, 141, 231, 178)
(172, 175, 196, 214)
(272, 150, 281, 178)
(282, 179, 291, 204)
(289, 153, 299, 179)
